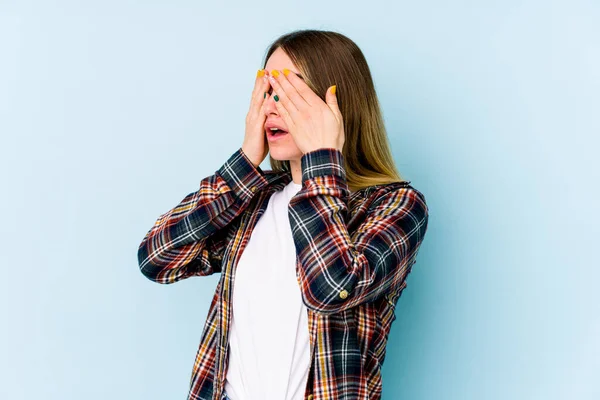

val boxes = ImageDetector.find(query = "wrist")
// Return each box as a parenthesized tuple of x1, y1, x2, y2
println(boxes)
(241, 146, 261, 167)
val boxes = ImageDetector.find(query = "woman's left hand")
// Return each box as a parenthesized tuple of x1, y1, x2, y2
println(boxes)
(267, 69, 345, 154)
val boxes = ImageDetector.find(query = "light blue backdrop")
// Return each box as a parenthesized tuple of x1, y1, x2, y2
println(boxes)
(1, 1, 598, 399)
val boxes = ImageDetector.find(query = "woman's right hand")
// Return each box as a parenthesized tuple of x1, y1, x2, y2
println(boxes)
(242, 69, 271, 167)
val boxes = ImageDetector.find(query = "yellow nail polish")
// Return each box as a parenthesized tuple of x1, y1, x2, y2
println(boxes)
(257, 69, 265, 78)
(271, 69, 280, 77)
(283, 68, 290, 76)
(331, 85, 337, 95)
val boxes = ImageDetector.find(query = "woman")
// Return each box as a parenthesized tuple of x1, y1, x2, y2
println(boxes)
(137, 29, 429, 400)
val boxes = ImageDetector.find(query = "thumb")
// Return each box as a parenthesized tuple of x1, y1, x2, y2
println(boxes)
(326, 85, 338, 110)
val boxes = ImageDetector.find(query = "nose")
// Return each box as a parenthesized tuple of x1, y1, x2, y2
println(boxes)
(264, 91, 279, 117)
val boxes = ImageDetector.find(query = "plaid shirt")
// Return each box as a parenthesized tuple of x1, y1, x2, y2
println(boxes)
(137, 147, 429, 400)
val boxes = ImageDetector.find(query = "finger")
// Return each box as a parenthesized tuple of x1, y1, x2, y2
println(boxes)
(267, 70, 300, 119)
(251, 69, 266, 99)
(259, 90, 270, 120)
(249, 70, 269, 113)
(281, 68, 323, 107)
(325, 85, 342, 122)
(271, 89, 296, 137)
(253, 90, 269, 136)
(249, 72, 271, 116)
(272, 68, 310, 111)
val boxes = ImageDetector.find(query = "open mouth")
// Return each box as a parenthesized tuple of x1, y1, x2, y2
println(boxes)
(267, 128, 289, 137)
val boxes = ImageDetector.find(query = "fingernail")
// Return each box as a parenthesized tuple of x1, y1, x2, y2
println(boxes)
(331, 85, 336, 95)
(274, 94, 279, 102)
(283, 68, 290, 76)
(271, 69, 280, 77)
(257, 69, 265, 78)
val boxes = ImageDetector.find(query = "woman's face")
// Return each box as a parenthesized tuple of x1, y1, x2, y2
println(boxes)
(263, 48, 304, 162)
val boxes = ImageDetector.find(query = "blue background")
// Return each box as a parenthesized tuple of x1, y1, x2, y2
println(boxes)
(1, 1, 598, 399)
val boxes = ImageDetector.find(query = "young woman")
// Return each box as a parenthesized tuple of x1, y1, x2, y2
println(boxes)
(138, 29, 429, 400)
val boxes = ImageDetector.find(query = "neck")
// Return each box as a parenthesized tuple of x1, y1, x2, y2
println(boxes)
(290, 158, 302, 185)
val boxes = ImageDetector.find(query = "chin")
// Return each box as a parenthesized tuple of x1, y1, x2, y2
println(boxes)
(268, 146, 302, 162)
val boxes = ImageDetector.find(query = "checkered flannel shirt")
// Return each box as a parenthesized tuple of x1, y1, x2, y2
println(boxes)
(137, 147, 429, 400)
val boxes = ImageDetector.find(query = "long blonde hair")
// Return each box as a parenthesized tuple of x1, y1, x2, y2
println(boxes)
(262, 29, 406, 192)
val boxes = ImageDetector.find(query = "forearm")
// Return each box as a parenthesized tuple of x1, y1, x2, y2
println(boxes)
(288, 148, 429, 314)
(137, 147, 269, 283)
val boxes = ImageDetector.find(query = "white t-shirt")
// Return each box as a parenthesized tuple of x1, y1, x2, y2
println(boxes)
(224, 179, 310, 400)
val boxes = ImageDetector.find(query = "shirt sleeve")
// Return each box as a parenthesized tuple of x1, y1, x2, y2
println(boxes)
(137, 147, 269, 284)
(288, 148, 429, 314)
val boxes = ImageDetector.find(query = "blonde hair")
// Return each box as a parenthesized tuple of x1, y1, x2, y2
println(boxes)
(262, 29, 407, 193)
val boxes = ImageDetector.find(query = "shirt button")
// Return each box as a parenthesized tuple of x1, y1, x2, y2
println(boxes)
(307, 395, 314, 400)
(250, 186, 257, 193)
(339, 289, 348, 299)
